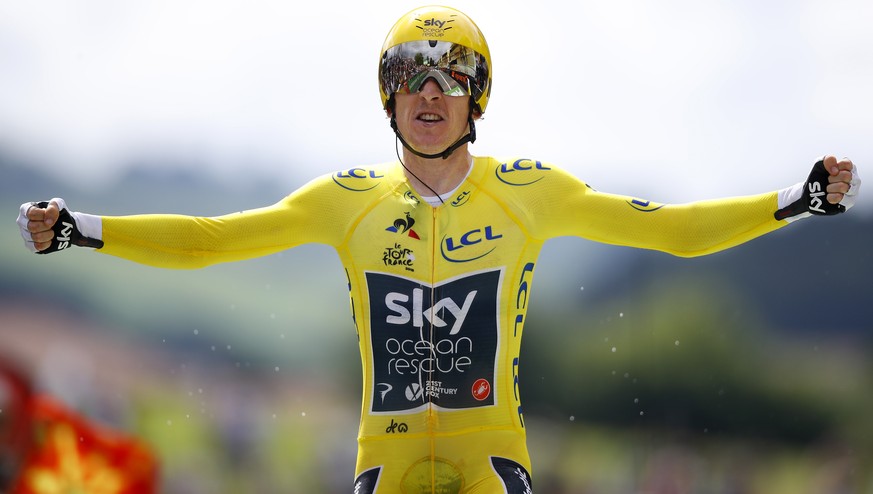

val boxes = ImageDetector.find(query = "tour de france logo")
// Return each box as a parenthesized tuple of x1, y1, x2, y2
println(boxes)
(383, 243, 415, 272)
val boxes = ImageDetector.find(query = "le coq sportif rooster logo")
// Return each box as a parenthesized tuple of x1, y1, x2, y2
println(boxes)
(387, 212, 420, 239)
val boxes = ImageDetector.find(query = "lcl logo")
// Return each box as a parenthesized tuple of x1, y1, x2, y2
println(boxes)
(332, 168, 384, 191)
(495, 159, 551, 186)
(441, 226, 503, 263)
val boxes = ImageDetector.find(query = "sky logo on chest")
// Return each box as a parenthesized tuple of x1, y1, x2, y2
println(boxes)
(367, 269, 501, 413)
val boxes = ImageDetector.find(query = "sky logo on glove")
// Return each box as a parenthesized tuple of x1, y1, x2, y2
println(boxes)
(774, 159, 849, 221)
(56, 221, 75, 251)
(806, 181, 827, 214)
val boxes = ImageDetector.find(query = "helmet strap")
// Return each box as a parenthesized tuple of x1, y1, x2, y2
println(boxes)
(389, 98, 477, 160)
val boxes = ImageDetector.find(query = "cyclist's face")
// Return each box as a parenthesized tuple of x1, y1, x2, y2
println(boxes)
(392, 79, 471, 156)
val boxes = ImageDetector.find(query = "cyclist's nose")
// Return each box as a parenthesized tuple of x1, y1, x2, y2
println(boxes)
(418, 79, 443, 99)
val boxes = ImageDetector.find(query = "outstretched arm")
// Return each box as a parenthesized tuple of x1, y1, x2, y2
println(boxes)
(18, 198, 305, 268)
(522, 155, 860, 257)
(17, 175, 353, 269)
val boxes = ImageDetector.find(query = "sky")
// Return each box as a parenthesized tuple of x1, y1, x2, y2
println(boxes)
(1, 0, 871, 211)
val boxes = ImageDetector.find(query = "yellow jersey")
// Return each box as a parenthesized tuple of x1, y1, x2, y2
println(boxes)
(98, 157, 785, 493)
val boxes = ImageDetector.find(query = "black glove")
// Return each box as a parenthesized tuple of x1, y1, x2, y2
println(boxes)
(17, 199, 104, 254)
(774, 159, 846, 221)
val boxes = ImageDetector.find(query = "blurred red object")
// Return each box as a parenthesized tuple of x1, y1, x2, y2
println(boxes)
(1, 357, 158, 494)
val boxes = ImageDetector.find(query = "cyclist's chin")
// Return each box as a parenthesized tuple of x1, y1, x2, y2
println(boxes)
(413, 141, 451, 156)
(405, 128, 465, 156)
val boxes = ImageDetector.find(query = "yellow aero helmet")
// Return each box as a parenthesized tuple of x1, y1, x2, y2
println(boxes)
(379, 5, 492, 115)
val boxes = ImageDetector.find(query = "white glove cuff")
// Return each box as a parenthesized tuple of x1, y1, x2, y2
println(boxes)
(776, 182, 810, 223)
(72, 212, 103, 243)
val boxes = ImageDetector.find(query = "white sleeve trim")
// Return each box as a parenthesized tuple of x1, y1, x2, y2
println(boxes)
(776, 182, 810, 223)
(72, 212, 103, 242)
(777, 182, 803, 210)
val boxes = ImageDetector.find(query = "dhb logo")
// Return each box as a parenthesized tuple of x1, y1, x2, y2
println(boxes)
(386, 418, 409, 433)
(496, 159, 551, 186)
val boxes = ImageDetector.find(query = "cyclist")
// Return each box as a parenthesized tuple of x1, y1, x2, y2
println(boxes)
(16, 5, 861, 493)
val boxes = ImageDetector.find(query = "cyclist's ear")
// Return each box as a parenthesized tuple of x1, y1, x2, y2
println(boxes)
(385, 95, 395, 118)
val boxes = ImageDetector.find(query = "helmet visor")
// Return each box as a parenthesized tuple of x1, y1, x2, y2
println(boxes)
(380, 40, 489, 104)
